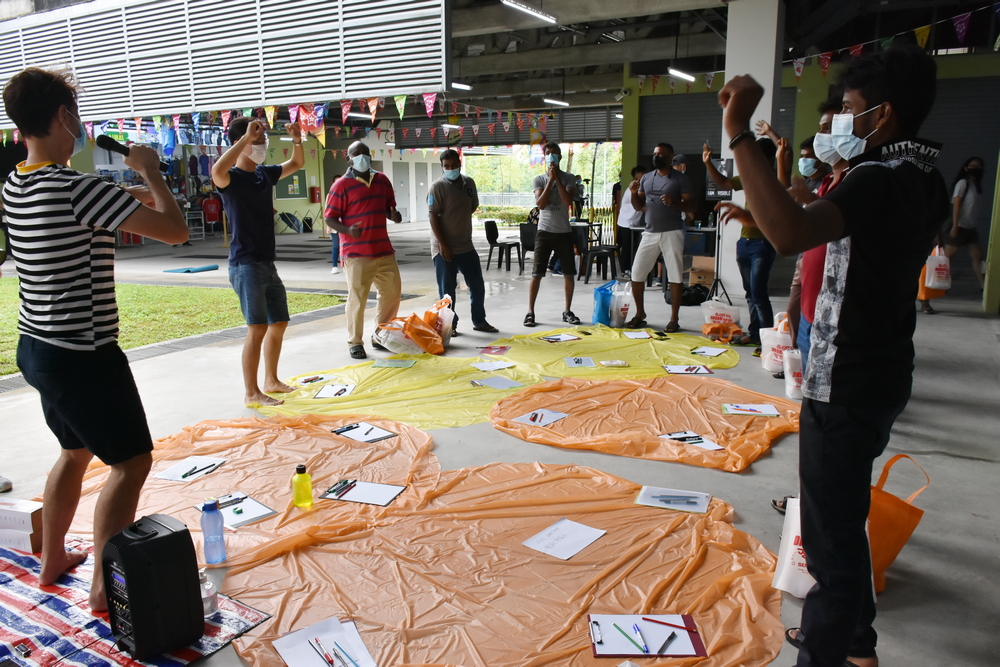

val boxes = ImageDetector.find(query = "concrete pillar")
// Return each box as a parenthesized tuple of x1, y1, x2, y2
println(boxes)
(718, 0, 785, 309)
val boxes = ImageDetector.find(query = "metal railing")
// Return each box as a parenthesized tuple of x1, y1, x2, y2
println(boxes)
(477, 192, 614, 207)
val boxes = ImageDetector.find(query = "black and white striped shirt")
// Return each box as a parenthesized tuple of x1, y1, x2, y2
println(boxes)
(3, 162, 140, 351)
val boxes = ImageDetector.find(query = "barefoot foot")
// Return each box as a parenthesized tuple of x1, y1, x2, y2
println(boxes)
(848, 657, 878, 667)
(89, 585, 108, 612)
(39, 549, 87, 586)
(245, 391, 283, 407)
(263, 380, 296, 394)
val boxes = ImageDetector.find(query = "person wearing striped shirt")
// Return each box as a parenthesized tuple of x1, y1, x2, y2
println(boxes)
(2, 67, 187, 612)
(324, 141, 402, 359)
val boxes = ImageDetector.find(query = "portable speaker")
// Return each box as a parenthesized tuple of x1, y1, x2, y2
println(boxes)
(103, 514, 203, 660)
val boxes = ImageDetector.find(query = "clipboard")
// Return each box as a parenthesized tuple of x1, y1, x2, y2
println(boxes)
(587, 614, 708, 658)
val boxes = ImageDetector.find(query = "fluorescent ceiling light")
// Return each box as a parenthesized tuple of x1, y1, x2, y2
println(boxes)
(441, 123, 463, 129)
(452, 82, 473, 91)
(615, 113, 624, 119)
(385, 142, 396, 146)
(668, 68, 696, 82)
(279, 137, 294, 141)
(543, 98, 569, 107)
(501, 0, 557, 24)
(346, 112, 371, 120)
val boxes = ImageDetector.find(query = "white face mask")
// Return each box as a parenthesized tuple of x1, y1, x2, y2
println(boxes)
(798, 157, 818, 178)
(830, 104, 882, 161)
(812, 132, 842, 165)
(352, 154, 371, 172)
(248, 140, 268, 164)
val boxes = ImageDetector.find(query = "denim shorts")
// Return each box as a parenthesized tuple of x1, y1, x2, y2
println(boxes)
(17, 336, 153, 466)
(229, 261, 290, 325)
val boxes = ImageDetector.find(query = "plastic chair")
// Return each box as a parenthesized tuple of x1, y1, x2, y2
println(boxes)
(485, 220, 522, 273)
(576, 223, 620, 284)
(519, 223, 536, 265)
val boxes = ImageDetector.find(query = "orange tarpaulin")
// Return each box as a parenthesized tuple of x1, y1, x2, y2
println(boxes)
(490, 377, 801, 472)
(226, 461, 782, 666)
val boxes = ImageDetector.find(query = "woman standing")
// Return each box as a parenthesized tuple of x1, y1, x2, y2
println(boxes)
(944, 157, 987, 289)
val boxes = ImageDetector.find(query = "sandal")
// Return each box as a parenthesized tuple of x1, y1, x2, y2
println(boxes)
(664, 321, 680, 333)
(920, 302, 937, 314)
(473, 323, 499, 333)
(752, 347, 762, 357)
(370, 337, 388, 351)
(771, 495, 794, 514)
(349, 344, 367, 359)
(562, 311, 581, 325)
(785, 627, 803, 649)
(625, 317, 647, 329)
(523, 312, 536, 327)
(729, 334, 757, 346)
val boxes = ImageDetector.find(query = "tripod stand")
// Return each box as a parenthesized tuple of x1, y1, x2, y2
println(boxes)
(707, 215, 732, 305)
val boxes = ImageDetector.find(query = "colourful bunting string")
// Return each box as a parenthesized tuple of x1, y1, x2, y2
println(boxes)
(288, 105, 299, 124)
(914, 25, 931, 49)
(849, 43, 864, 58)
(705, 72, 715, 89)
(221, 110, 232, 131)
(952, 12, 972, 44)
(395, 95, 407, 120)
(792, 58, 805, 80)
(367, 97, 378, 123)
(637, 74, 646, 91)
(423, 93, 436, 118)
(819, 52, 832, 76)
(340, 100, 352, 125)
(651, 75, 660, 93)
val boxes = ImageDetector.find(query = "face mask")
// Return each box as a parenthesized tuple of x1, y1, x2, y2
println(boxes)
(651, 155, 667, 169)
(966, 168, 984, 180)
(352, 154, 371, 172)
(444, 168, 462, 181)
(830, 104, 882, 161)
(248, 140, 268, 164)
(812, 132, 842, 165)
(545, 153, 559, 167)
(798, 157, 818, 178)
(64, 112, 86, 157)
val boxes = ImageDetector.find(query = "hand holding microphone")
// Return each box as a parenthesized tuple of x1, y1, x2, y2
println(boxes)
(95, 134, 169, 173)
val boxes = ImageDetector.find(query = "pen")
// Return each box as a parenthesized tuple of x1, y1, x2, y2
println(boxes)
(652, 495, 699, 500)
(529, 412, 538, 422)
(631, 623, 649, 653)
(308, 638, 333, 665)
(301, 376, 322, 384)
(183, 464, 217, 478)
(657, 631, 677, 655)
(590, 620, 602, 644)
(334, 640, 360, 667)
(364, 426, 373, 436)
(326, 479, 349, 495)
(334, 387, 347, 397)
(659, 498, 697, 505)
(336, 481, 357, 498)
(641, 616, 696, 633)
(470, 380, 482, 387)
(181, 465, 198, 478)
(733, 405, 762, 413)
(613, 622, 645, 653)
(333, 424, 360, 434)
(313, 638, 336, 666)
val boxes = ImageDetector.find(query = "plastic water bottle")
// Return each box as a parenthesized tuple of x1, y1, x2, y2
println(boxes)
(199, 567, 219, 617)
(200, 498, 226, 564)
(292, 464, 313, 508)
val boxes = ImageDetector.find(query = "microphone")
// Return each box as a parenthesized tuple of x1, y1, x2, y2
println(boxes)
(96, 134, 170, 173)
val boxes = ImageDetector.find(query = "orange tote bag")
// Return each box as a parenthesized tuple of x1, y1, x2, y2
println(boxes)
(869, 454, 929, 593)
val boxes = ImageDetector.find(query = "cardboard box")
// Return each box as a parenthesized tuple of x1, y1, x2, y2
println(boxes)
(0, 527, 42, 553)
(691, 255, 715, 271)
(689, 269, 715, 287)
(0, 498, 43, 532)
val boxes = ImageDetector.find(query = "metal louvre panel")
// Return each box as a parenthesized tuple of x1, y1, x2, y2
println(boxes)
(559, 108, 618, 143)
(0, 33, 22, 125)
(640, 92, 723, 156)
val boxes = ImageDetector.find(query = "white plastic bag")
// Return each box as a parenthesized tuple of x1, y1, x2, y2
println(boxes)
(783, 348, 803, 400)
(609, 281, 633, 328)
(424, 296, 456, 346)
(373, 320, 424, 355)
(924, 247, 951, 290)
(772, 497, 816, 599)
(760, 313, 793, 373)
(701, 299, 741, 326)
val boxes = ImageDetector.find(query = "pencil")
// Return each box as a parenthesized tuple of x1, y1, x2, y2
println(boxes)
(612, 622, 644, 652)
(641, 616, 696, 633)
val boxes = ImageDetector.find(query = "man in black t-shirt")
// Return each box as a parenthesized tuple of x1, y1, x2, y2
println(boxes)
(715, 48, 948, 667)
(212, 117, 303, 407)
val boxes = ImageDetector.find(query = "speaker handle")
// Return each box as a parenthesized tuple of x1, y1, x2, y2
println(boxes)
(122, 522, 158, 541)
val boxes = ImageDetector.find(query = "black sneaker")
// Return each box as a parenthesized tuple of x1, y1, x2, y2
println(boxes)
(370, 337, 388, 351)
(562, 311, 581, 325)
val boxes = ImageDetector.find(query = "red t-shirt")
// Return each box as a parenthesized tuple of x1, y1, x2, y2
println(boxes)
(800, 170, 848, 322)
(201, 197, 222, 223)
(325, 170, 396, 258)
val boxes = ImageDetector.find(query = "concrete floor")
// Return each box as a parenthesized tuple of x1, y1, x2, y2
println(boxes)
(1, 224, 997, 666)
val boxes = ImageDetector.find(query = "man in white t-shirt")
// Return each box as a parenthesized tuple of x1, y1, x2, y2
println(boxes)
(616, 165, 646, 270)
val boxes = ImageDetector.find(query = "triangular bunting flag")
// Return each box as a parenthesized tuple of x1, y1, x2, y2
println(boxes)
(849, 44, 864, 58)
(705, 72, 716, 89)
(669, 76, 676, 92)
(395, 95, 407, 120)
(637, 74, 647, 90)
(134, 117, 143, 135)
(242, 108, 253, 119)
(429, 127, 437, 139)
(651, 75, 660, 93)
(819, 52, 833, 76)
(375, 128, 382, 139)
(472, 124, 479, 136)
(421, 148, 427, 157)
(686, 81, 692, 93)
(84, 122, 94, 139)
(288, 105, 300, 124)
(334, 126, 342, 138)
(191, 112, 201, 129)
(438, 97, 445, 113)
(415, 128, 422, 138)
(339, 100, 351, 124)
(13, 129, 19, 143)
(502, 121, 510, 133)
(221, 110, 232, 131)
(402, 128, 409, 139)
(488, 123, 495, 135)
(914, 25, 931, 49)
(880, 36, 895, 50)
(793, 58, 805, 80)
(298, 105, 318, 133)
(475, 107, 482, 122)
(315, 103, 327, 127)
(316, 132, 326, 148)
(451, 102, 459, 115)
(952, 12, 972, 45)
(423, 93, 436, 118)
(367, 97, 378, 123)
(282, 148, 289, 158)
(378, 97, 385, 109)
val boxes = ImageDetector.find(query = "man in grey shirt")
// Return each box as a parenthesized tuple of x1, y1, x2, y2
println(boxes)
(428, 149, 497, 333)
(628, 142, 695, 333)
(525, 142, 580, 327)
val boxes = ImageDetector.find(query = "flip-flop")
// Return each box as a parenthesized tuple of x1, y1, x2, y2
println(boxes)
(664, 321, 680, 333)
(785, 627, 803, 649)
(729, 335, 757, 346)
(562, 311, 581, 325)
(349, 344, 367, 359)
(625, 318, 647, 329)
(771, 495, 794, 514)
(523, 312, 536, 327)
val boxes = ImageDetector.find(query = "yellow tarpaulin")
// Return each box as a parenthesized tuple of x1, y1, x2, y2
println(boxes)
(490, 376, 801, 472)
(258, 354, 548, 430)
(485, 325, 740, 379)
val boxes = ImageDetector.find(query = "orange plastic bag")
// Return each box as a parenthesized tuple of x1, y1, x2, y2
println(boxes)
(869, 454, 929, 593)
(402, 313, 444, 355)
(422, 296, 455, 344)
(702, 322, 743, 343)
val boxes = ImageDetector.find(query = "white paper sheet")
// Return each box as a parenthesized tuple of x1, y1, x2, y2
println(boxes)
(155, 456, 225, 482)
(512, 409, 568, 427)
(589, 614, 699, 657)
(564, 356, 596, 367)
(722, 403, 780, 416)
(273, 617, 378, 667)
(663, 365, 712, 375)
(471, 360, 515, 371)
(690, 346, 728, 357)
(333, 422, 397, 442)
(473, 376, 524, 390)
(540, 333, 581, 342)
(314, 383, 356, 399)
(623, 330, 651, 339)
(659, 430, 724, 451)
(599, 360, 629, 367)
(372, 358, 416, 368)
(322, 481, 406, 506)
(523, 518, 606, 560)
(635, 485, 711, 514)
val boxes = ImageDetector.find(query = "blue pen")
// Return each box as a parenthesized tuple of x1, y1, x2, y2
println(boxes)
(631, 622, 649, 653)
(334, 640, 360, 667)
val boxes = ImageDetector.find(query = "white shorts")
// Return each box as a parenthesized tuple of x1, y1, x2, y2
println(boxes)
(630, 230, 685, 284)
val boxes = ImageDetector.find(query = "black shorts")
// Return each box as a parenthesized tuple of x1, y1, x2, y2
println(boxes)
(946, 226, 978, 247)
(532, 230, 576, 278)
(17, 336, 153, 466)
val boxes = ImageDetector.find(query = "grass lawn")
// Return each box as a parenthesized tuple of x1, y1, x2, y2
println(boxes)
(0, 278, 344, 376)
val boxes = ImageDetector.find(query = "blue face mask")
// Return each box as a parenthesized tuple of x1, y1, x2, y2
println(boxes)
(545, 153, 559, 166)
(444, 168, 462, 181)
(64, 112, 86, 156)
(830, 104, 882, 161)
(798, 157, 818, 178)
(351, 154, 371, 172)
